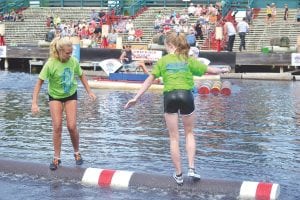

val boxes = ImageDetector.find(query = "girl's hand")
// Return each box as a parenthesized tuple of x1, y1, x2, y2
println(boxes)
(124, 98, 137, 109)
(220, 66, 231, 73)
(31, 104, 40, 115)
(88, 92, 97, 101)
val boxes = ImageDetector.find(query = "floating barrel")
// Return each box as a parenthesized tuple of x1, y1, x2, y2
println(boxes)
(198, 81, 212, 94)
(210, 81, 222, 95)
(221, 80, 232, 95)
(0, 159, 280, 199)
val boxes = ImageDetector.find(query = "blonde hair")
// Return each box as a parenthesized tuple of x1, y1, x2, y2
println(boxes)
(49, 37, 73, 59)
(165, 31, 190, 59)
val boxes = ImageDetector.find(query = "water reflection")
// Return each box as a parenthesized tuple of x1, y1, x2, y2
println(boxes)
(0, 71, 299, 199)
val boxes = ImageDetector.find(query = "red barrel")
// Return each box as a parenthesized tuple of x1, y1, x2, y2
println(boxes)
(210, 81, 222, 95)
(221, 81, 232, 95)
(198, 81, 212, 94)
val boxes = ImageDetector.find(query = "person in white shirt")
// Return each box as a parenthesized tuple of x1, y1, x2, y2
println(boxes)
(188, 3, 196, 16)
(125, 19, 134, 33)
(236, 17, 249, 51)
(223, 19, 236, 52)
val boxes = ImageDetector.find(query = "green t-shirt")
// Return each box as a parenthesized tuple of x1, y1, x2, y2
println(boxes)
(39, 56, 83, 99)
(151, 54, 207, 92)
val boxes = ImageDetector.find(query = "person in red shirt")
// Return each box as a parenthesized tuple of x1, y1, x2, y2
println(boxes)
(134, 28, 143, 41)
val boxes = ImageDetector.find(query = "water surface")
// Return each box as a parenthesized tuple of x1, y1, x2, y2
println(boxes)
(0, 71, 299, 199)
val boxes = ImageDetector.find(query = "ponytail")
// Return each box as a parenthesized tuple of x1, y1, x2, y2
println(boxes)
(165, 31, 190, 60)
(49, 37, 73, 59)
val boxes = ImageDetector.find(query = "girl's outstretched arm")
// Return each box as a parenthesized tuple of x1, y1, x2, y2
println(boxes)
(206, 66, 231, 74)
(124, 74, 156, 109)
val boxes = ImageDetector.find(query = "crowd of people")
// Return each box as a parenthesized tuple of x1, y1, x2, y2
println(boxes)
(44, 8, 148, 48)
(151, 3, 222, 48)
(0, 9, 24, 22)
(40, 3, 300, 52)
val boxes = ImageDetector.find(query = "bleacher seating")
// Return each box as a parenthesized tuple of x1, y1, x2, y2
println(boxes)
(2, 6, 300, 53)
(120, 7, 207, 48)
(232, 8, 300, 52)
(4, 7, 104, 46)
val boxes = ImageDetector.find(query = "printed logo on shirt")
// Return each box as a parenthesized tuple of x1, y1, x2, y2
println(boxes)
(61, 67, 73, 93)
(166, 62, 188, 73)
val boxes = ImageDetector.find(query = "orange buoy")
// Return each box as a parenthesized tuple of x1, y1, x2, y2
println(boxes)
(198, 81, 213, 94)
(221, 81, 232, 95)
(210, 81, 222, 95)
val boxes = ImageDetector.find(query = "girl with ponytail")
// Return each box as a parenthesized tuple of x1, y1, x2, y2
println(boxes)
(125, 31, 229, 185)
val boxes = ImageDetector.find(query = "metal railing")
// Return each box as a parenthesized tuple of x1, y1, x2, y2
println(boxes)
(222, 0, 233, 17)
(0, 0, 29, 13)
(123, 0, 146, 16)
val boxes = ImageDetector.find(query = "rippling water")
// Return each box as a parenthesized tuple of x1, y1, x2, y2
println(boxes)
(0, 70, 299, 200)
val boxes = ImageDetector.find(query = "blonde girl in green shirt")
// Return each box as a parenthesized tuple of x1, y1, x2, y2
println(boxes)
(124, 31, 229, 185)
(32, 37, 96, 170)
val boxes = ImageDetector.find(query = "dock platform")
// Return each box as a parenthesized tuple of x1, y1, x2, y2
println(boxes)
(1, 46, 299, 80)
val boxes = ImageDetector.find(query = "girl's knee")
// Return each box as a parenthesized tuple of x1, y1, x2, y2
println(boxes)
(67, 124, 77, 133)
(52, 125, 62, 134)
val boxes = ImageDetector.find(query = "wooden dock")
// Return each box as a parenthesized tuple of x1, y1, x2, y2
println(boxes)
(1, 47, 298, 80)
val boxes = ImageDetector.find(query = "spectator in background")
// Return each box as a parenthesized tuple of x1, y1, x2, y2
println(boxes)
(195, 4, 203, 17)
(158, 30, 166, 45)
(119, 45, 149, 74)
(55, 28, 62, 38)
(154, 17, 163, 30)
(16, 10, 24, 22)
(10, 10, 17, 21)
(46, 16, 53, 27)
(163, 24, 171, 33)
(127, 27, 135, 41)
(223, 19, 236, 52)
(186, 28, 197, 47)
(188, 3, 196, 16)
(107, 29, 118, 48)
(151, 29, 163, 44)
(246, 6, 253, 24)
(87, 22, 96, 37)
(99, 9, 106, 18)
(79, 25, 89, 39)
(53, 15, 61, 28)
(45, 28, 56, 42)
(283, 4, 289, 22)
(271, 3, 277, 23)
(179, 9, 189, 25)
(61, 26, 69, 37)
(170, 9, 176, 20)
(156, 10, 163, 19)
(236, 17, 249, 52)
(195, 21, 204, 40)
(125, 19, 134, 33)
(297, 8, 300, 22)
(265, 4, 272, 25)
(134, 28, 143, 42)
(90, 9, 99, 22)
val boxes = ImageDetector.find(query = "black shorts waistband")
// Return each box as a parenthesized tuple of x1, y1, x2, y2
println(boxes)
(49, 91, 77, 102)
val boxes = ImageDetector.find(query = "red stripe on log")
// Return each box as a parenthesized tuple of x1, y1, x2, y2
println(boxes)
(98, 169, 116, 187)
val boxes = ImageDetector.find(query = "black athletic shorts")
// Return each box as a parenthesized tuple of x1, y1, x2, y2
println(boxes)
(49, 91, 78, 102)
(163, 90, 195, 115)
